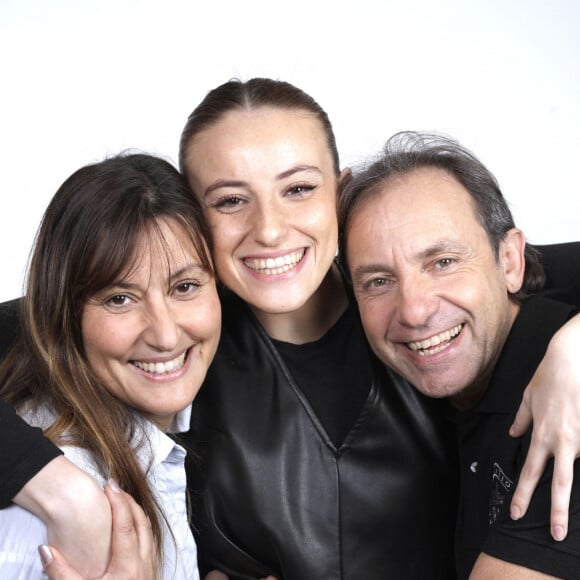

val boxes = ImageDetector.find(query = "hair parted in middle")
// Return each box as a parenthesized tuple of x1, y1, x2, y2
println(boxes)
(178, 77, 341, 177)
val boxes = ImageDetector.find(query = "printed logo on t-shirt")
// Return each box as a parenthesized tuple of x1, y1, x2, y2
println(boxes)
(489, 462, 514, 525)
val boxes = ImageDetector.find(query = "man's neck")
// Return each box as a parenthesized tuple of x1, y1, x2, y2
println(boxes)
(450, 301, 521, 411)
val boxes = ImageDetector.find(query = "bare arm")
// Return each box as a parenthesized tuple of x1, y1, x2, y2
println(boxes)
(469, 552, 559, 579)
(14, 455, 112, 577)
(39, 480, 156, 580)
(509, 313, 580, 540)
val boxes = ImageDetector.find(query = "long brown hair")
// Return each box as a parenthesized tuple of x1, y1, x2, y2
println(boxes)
(0, 152, 213, 565)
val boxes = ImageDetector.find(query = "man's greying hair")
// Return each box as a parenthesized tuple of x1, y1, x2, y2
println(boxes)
(339, 131, 544, 301)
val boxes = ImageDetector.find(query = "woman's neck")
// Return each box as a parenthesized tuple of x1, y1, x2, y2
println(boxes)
(251, 265, 349, 344)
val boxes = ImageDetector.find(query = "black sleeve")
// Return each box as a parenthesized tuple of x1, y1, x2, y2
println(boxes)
(0, 298, 62, 507)
(482, 437, 580, 577)
(0, 399, 63, 507)
(537, 242, 580, 308)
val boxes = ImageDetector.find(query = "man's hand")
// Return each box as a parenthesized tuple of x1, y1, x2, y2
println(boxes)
(39, 480, 156, 580)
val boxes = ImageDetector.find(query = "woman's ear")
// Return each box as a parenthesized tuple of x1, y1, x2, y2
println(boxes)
(501, 228, 526, 294)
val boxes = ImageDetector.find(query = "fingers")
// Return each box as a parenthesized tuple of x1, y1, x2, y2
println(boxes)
(510, 434, 546, 521)
(40, 481, 157, 580)
(39, 545, 83, 580)
(511, 438, 575, 541)
(104, 479, 156, 579)
(509, 390, 532, 438)
(549, 451, 574, 541)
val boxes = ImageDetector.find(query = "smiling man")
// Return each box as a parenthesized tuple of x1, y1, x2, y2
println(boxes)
(339, 132, 580, 579)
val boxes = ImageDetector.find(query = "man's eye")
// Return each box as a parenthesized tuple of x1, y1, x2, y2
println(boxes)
(361, 277, 394, 293)
(435, 258, 455, 269)
(369, 277, 388, 287)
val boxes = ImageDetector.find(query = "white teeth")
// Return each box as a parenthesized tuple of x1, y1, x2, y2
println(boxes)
(244, 250, 305, 275)
(132, 351, 187, 375)
(407, 324, 463, 355)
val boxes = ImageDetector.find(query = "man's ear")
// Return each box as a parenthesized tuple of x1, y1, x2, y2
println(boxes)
(500, 228, 526, 293)
(338, 167, 352, 193)
(336, 167, 352, 215)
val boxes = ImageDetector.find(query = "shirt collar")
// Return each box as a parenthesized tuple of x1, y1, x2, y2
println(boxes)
(134, 405, 190, 471)
(167, 404, 192, 434)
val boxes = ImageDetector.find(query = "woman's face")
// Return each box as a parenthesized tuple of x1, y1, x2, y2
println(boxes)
(82, 219, 221, 431)
(183, 106, 342, 315)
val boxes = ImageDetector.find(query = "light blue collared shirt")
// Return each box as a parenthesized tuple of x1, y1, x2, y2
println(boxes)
(0, 405, 199, 580)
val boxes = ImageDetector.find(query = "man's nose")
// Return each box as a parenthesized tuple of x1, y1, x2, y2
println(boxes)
(395, 276, 439, 328)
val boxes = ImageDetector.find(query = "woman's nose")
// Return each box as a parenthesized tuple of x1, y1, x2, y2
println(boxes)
(141, 301, 180, 351)
(252, 199, 288, 246)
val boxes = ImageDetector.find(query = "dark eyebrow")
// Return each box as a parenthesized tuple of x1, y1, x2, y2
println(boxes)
(203, 165, 322, 197)
(110, 263, 208, 292)
(418, 241, 470, 261)
(276, 165, 323, 180)
(168, 263, 209, 282)
(204, 179, 247, 197)
(351, 263, 390, 280)
(350, 241, 470, 280)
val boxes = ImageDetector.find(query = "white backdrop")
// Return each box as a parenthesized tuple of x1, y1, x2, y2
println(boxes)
(1, 0, 578, 302)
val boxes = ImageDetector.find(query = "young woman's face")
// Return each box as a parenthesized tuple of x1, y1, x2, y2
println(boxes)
(82, 219, 221, 431)
(183, 107, 342, 315)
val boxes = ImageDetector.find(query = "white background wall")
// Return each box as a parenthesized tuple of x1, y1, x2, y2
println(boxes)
(1, 0, 578, 302)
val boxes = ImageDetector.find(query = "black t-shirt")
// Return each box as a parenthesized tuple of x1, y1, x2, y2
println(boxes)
(272, 305, 373, 447)
(0, 400, 62, 507)
(0, 299, 62, 506)
(455, 296, 580, 578)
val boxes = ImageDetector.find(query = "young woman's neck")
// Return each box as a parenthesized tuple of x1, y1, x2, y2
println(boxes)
(251, 264, 349, 344)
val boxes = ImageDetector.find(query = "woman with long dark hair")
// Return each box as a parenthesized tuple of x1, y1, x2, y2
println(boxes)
(0, 153, 221, 579)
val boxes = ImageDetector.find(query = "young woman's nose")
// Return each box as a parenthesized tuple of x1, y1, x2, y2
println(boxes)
(252, 198, 288, 246)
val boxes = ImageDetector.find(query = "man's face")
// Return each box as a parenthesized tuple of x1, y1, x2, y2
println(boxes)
(346, 167, 524, 408)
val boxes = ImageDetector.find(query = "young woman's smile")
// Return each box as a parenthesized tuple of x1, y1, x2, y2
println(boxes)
(184, 107, 344, 319)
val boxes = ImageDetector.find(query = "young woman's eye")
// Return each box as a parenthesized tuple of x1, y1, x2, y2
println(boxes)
(286, 184, 315, 197)
(210, 195, 245, 210)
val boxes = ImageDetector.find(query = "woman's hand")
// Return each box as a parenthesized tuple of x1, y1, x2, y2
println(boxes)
(509, 313, 580, 540)
(39, 480, 156, 580)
